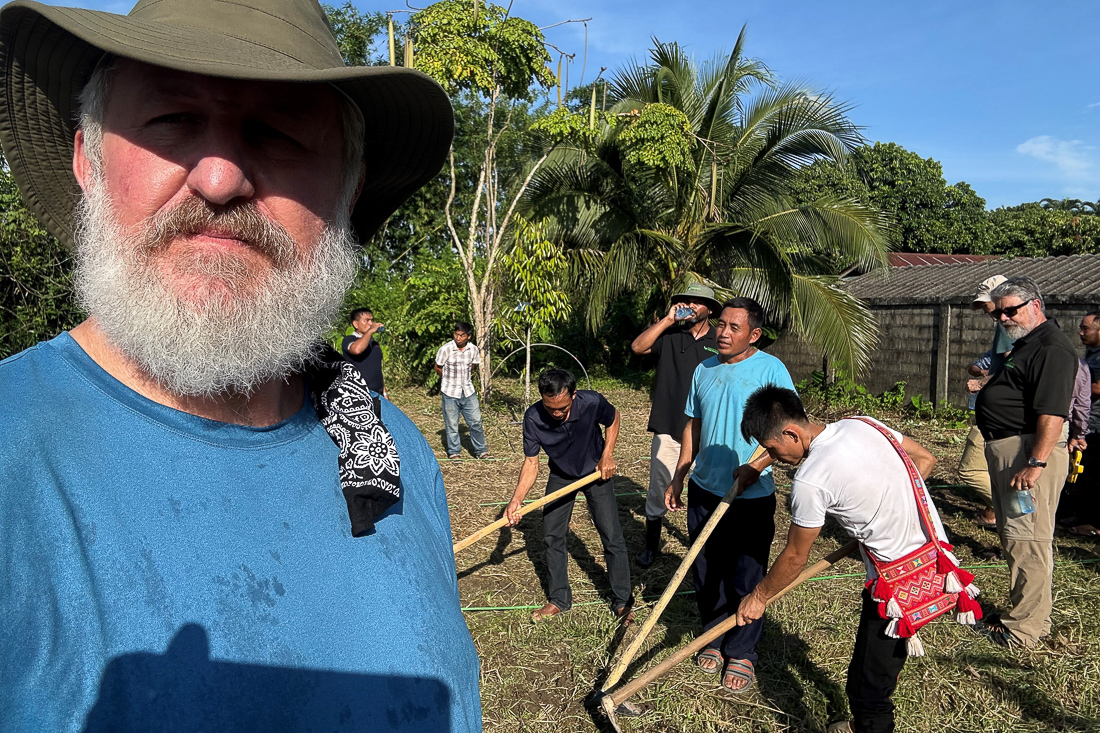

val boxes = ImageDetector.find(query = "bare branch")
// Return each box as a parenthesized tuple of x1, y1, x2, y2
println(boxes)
(538, 17, 591, 30)
(484, 146, 555, 277)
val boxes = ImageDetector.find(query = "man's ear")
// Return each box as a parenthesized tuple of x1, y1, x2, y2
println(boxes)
(749, 327, 763, 345)
(782, 425, 800, 443)
(73, 129, 93, 192)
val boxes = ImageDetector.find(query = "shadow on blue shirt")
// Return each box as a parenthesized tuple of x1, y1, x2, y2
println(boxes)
(83, 624, 450, 732)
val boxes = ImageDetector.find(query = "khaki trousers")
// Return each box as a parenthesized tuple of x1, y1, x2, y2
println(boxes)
(958, 426, 992, 508)
(984, 433, 1068, 646)
(645, 433, 681, 519)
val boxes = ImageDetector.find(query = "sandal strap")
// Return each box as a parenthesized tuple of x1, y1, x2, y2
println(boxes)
(724, 658, 754, 680)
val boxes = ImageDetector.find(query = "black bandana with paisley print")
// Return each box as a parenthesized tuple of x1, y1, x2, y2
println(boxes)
(308, 347, 401, 537)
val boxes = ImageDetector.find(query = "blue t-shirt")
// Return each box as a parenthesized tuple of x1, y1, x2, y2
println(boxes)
(685, 351, 796, 499)
(0, 333, 481, 733)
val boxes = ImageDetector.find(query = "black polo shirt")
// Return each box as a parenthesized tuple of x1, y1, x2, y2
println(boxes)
(341, 334, 384, 394)
(647, 324, 718, 437)
(523, 390, 617, 479)
(976, 319, 1077, 436)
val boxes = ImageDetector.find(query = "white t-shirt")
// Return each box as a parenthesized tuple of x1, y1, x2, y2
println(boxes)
(790, 417, 949, 580)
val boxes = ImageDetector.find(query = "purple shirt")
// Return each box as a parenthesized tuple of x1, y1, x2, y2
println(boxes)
(1070, 358, 1091, 440)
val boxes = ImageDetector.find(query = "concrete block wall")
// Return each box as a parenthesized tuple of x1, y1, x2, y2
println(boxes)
(768, 303, 1093, 407)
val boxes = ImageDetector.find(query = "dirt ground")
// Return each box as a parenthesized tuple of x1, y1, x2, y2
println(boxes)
(389, 378, 1100, 733)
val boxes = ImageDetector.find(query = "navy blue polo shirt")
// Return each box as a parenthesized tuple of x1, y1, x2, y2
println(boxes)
(523, 390, 617, 479)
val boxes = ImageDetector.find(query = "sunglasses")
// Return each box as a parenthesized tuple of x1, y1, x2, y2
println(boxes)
(991, 299, 1034, 319)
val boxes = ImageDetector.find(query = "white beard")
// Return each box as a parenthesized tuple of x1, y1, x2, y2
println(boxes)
(73, 184, 359, 398)
(1004, 324, 1030, 340)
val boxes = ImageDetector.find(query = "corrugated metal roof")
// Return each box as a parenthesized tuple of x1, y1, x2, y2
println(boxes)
(888, 253, 1000, 267)
(845, 253, 1100, 305)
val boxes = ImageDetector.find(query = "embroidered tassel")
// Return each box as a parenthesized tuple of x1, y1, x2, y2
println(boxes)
(956, 588, 984, 621)
(936, 551, 958, 575)
(898, 616, 916, 637)
(955, 568, 976, 587)
(965, 583, 980, 599)
(885, 597, 903, 619)
(885, 618, 900, 638)
(955, 609, 976, 625)
(944, 570, 964, 594)
(872, 575, 894, 603)
(906, 633, 925, 657)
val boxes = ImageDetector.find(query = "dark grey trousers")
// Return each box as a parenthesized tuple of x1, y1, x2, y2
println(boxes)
(541, 473, 631, 611)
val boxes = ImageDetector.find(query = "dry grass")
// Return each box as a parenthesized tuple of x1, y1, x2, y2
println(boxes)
(389, 378, 1100, 733)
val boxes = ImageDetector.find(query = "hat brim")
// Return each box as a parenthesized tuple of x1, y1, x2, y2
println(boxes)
(0, 1, 454, 249)
(670, 293, 722, 314)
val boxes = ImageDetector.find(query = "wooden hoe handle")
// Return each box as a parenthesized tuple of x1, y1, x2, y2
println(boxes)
(602, 445, 768, 690)
(453, 470, 603, 554)
(605, 539, 859, 709)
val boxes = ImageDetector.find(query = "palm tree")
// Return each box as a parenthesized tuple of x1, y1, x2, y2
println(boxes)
(523, 31, 891, 375)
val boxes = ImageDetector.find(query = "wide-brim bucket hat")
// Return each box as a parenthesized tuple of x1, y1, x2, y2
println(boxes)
(670, 283, 722, 315)
(0, 0, 455, 250)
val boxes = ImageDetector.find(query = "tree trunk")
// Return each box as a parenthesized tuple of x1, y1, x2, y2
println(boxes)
(524, 325, 532, 405)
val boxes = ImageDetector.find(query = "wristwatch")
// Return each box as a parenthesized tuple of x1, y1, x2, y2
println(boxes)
(1027, 457, 1047, 468)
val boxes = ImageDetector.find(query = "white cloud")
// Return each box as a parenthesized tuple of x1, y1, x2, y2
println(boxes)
(1088, 101, 1100, 109)
(1016, 135, 1096, 181)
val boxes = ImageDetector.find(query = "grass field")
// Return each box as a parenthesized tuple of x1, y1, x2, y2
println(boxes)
(390, 378, 1100, 733)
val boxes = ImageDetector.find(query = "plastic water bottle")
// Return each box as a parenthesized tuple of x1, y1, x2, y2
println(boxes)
(1005, 488, 1036, 519)
(967, 392, 977, 411)
(675, 306, 694, 320)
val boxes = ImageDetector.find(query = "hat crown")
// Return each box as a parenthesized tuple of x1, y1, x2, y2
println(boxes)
(128, 0, 345, 70)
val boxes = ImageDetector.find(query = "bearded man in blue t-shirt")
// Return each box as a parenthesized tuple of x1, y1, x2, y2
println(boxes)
(0, 2, 480, 731)
(665, 297, 795, 695)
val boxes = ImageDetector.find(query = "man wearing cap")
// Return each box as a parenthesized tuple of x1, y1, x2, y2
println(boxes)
(0, 1, 480, 731)
(959, 275, 1013, 529)
(630, 283, 719, 568)
(974, 277, 1077, 648)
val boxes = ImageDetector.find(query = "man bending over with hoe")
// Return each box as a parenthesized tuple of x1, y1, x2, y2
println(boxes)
(505, 369, 634, 624)
(736, 386, 981, 733)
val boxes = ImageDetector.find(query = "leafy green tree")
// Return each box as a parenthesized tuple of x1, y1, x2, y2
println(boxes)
(793, 142, 991, 254)
(322, 3, 388, 66)
(498, 216, 571, 403)
(851, 142, 989, 253)
(409, 0, 558, 397)
(1039, 197, 1099, 215)
(0, 152, 81, 360)
(987, 203, 1100, 257)
(524, 33, 891, 375)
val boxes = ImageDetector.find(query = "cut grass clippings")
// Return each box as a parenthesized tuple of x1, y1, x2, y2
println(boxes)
(389, 378, 1100, 732)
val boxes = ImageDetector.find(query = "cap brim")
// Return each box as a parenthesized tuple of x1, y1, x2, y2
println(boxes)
(0, 1, 454, 248)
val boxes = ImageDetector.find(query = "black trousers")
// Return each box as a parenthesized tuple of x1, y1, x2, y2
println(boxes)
(686, 481, 775, 663)
(847, 589, 908, 733)
(1060, 432, 1100, 526)
(541, 473, 631, 612)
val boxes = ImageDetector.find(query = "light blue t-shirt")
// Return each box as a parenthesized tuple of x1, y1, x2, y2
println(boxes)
(0, 333, 482, 733)
(685, 351, 796, 499)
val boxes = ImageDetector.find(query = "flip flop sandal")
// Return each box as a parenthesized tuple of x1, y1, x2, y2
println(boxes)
(722, 658, 755, 694)
(695, 648, 723, 675)
(1067, 525, 1100, 538)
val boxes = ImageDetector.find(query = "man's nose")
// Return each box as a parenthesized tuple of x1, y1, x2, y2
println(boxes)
(185, 137, 256, 206)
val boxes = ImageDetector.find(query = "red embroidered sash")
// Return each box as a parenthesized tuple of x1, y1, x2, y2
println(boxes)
(846, 418, 982, 654)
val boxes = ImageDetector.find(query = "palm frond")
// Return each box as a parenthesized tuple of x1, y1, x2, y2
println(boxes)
(786, 273, 879, 376)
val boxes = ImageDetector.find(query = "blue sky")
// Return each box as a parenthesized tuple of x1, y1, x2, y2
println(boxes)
(57, 0, 1100, 208)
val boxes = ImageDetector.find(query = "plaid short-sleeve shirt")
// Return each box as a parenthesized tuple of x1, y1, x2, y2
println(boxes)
(435, 341, 479, 398)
